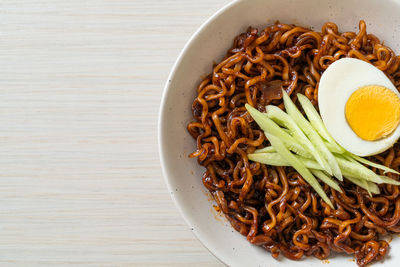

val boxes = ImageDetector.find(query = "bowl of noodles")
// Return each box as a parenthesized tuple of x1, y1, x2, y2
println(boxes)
(158, 0, 400, 266)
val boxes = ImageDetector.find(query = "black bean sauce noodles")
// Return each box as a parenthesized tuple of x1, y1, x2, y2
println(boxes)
(187, 20, 400, 266)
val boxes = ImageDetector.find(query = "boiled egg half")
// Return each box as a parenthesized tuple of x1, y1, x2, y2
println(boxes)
(318, 58, 400, 156)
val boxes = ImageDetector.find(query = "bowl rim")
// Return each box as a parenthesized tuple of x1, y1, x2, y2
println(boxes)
(158, 0, 242, 265)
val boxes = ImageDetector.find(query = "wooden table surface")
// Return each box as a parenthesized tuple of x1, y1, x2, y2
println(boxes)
(0, 0, 231, 266)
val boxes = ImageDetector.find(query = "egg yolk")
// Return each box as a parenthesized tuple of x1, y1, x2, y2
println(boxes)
(345, 85, 400, 141)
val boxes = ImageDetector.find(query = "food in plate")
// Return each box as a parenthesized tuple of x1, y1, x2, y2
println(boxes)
(187, 20, 400, 266)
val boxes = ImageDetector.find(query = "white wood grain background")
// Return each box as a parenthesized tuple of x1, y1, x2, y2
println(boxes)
(0, 0, 231, 266)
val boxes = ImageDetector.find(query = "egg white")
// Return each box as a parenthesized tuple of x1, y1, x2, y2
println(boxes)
(318, 58, 400, 156)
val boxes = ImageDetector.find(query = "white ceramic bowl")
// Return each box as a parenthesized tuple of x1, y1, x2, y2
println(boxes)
(158, 0, 400, 266)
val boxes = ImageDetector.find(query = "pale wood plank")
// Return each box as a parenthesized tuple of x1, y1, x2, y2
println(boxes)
(0, 0, 231, 265)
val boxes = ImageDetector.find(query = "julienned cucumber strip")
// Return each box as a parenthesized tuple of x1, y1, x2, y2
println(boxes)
(310, 169, 342, 193)
(257, 142, 343, 154)
(297, 94, 345, 154)
(266, 105, 333, 176)
(335, 155, 385, 184)
(262, 131, 334, 208)
(337, 155, 396, 185)
(338, 151, 400, 178)
(361, 179, 372, 197)
(248, 152, 289, 167)
(348, 153, 400, 175)
(245, 104, 312, 158)
(248, 152, 325, 170)
(344, 175, 380, 195)
(341, 153, 358, 163)
(253, 146, 275, 154)
(378, 175, 400, 185)
(281, 92, 343, 180)
(324, 142, 344, 154)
